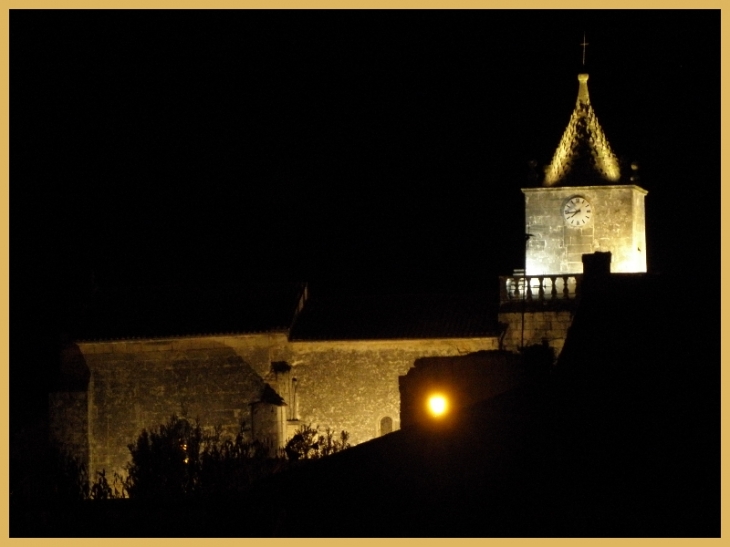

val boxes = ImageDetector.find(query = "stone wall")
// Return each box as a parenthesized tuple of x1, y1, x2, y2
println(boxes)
(286, 337, 500, 445)
(48, 391, 89, 464)
(52, 332, 501, 479)
(251, 401, 287, 455)
(498, 309, 574, 355)
(75, 333, 286, 478)
(523, 184, 647, 275)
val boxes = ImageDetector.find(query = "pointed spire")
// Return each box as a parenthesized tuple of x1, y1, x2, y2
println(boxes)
(543, 73, 621, 187)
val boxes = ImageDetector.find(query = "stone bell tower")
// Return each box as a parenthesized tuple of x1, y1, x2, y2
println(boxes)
(499, 69, 648, 354)
(524, 72, 648, 275)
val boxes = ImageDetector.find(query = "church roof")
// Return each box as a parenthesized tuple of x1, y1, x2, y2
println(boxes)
(72, 283, 304, 341)
(72, 283, 501, 343)
(289, 292, 501, 341)
(542, 73, 622, 187)
(254, 384, 287, 406)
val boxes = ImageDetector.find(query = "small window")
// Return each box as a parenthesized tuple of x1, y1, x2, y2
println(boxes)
(379, 416, 393, 436)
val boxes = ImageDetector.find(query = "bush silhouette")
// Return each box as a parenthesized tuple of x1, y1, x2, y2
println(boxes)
(284, 424, 350, 462)
(124, 415, 203, 500)
(50, 416, 354, 502)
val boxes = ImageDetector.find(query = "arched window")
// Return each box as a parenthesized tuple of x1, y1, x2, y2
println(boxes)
(379, 416, 393, 436)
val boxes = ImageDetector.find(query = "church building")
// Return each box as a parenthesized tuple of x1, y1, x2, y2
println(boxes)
(50, 284, 503, 480)
(49, 68, 647, 483)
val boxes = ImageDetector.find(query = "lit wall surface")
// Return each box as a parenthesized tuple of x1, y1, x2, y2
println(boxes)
(523, 185, 647, 275)
(53, 333, 500, 479)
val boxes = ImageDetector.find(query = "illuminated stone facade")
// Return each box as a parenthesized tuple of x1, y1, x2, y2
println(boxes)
(524, 72, 647, 275)
(51, 332, 500, 479)
(498, 309, 574, 354)
(524, 184, 647, 275)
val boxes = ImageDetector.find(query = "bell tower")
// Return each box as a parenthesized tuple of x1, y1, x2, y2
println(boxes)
(523, 72, 648, 275)
(499, 66, 649, 355)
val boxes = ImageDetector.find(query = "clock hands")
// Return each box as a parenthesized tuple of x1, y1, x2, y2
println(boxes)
(564, 197, 592, 226)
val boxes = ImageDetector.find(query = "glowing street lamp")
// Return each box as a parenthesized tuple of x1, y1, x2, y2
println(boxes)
(427, 394, 449, 418)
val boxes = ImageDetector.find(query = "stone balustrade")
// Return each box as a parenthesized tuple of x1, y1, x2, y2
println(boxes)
(499, 274, 583, 305)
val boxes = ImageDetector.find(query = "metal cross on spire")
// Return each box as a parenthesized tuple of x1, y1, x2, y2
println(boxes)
(580, 32, 589, 66)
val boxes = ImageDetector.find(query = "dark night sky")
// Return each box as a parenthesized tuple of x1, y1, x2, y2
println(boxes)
(9, 10, 720, 421)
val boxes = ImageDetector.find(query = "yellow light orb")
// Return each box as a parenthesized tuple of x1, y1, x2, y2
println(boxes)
(427, 394, 448, 418)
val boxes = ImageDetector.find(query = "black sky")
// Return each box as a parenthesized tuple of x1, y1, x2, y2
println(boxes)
(12, 9, 720, 284)
(9, 10, 721, 420)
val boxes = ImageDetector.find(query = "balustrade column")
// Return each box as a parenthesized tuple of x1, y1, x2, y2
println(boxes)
(550, 276, 558, 300)
(537, 276, 545, 301)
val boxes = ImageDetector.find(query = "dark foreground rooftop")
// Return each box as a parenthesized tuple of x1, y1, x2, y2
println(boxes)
(248, 273, 719, 536)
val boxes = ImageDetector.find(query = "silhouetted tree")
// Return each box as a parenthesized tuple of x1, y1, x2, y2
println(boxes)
(47, 442, 90, 502)
(196, 426, 286, 496)
(124, 415, 202, 500)
(284, 424, 350, 462)
(53, 416, 353, 502)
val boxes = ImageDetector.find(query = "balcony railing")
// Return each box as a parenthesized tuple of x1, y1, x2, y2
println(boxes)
(499, 274, 583, 305)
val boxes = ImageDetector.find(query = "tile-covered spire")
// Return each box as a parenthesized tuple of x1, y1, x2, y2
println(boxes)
(543, 73, 621, 187)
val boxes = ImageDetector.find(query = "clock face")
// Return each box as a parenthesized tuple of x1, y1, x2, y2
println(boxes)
(563, 196, 593, 227)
